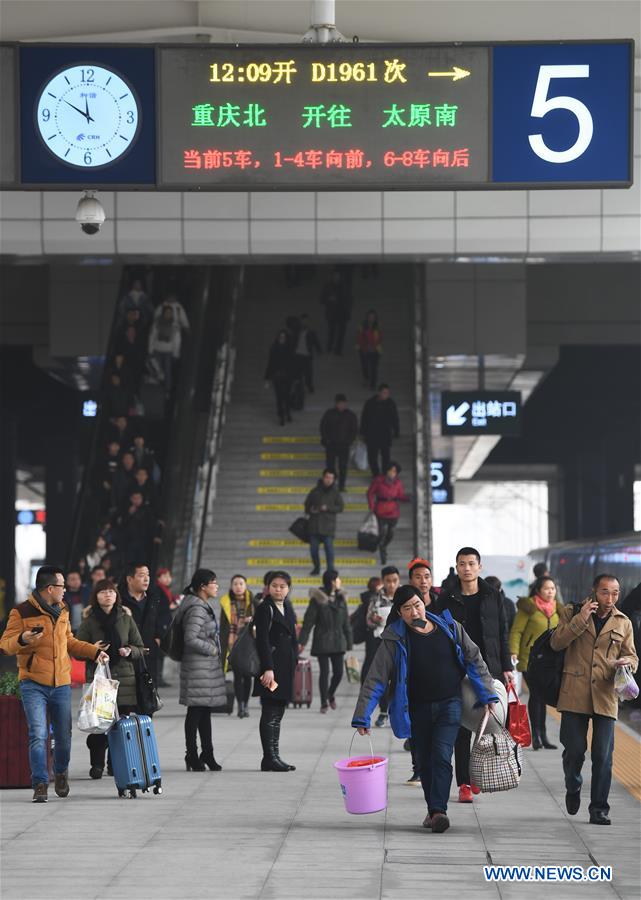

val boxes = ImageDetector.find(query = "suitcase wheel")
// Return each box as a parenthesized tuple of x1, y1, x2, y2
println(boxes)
(153, 785, 163, 795)
(128, 789, 137, 799)
(118, 790, 127, 799)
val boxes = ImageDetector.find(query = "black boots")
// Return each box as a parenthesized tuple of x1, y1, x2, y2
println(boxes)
(540, 728, 557, 750)
(260, 708, 295, 772)
(237, 702, 249, 719)
(185, 751, 206, 771)
(531, 729, 542, 750)
(200, 752, 222, 771)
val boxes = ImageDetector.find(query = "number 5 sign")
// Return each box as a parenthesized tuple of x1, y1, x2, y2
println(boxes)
(492, 42, 633, 185)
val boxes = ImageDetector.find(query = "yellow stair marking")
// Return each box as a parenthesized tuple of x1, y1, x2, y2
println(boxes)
(262, 436, 319, 444)
(256, 503, 368, 512)
(260, 468, 370, 478)
(246, 557, 377, 567)
(549, 708, 641, 802)
(260, 452, 325, 460)
(257, 486, 366, 495)
(249, 538, 358, 547)
(247, 576, 367, 587)
(291, 597, 362, 607)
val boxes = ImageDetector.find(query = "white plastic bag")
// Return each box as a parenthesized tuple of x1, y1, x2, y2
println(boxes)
(77, 661, 119, 734)
(352, 440, 368, 472)
(614, 665, 639, 701)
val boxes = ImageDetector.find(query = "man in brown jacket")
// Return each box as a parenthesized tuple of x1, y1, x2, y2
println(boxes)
(0, 566, 109, 803)
(551, 573, 638, 825)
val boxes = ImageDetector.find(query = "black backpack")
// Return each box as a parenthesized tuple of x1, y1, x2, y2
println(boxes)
(350, 603, 367, 645)
(527, 604, 581, 706)
(159, 611, 184, 661)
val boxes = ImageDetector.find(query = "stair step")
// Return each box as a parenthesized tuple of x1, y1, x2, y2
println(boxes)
(255, 502, 368, 512)
(260, 452, 325, 460)
(245, 557, 377, 567)
(256, 486, 366, 495)
(262, 436, 319, 444)
(248, 538, 357, 547)
(259, 468, 370, 478)
(246, 575, 369, 587)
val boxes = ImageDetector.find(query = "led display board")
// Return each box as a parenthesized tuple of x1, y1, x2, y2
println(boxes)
(7, 40, 634, 189)
(441, 391, 522, 436)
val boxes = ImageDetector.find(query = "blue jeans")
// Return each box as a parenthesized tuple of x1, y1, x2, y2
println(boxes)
(410, 696, 462, 815)
(309, 534, 334, 572)
(560, 711, 615, 815)
(20, 680, 72, 787)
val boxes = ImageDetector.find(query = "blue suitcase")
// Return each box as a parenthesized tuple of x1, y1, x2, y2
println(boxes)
(108, 713, 162, 799)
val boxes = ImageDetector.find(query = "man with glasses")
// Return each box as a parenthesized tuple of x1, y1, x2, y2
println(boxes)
(0, 565, 109, 802)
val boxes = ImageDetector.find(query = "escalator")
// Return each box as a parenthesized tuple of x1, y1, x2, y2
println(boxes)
(67, 264, 241, 580)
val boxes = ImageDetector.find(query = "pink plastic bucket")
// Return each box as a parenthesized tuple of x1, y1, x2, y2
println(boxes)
(334, 754, 388, 814)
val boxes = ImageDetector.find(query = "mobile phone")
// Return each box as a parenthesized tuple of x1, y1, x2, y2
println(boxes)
(31, 626, 44, 634)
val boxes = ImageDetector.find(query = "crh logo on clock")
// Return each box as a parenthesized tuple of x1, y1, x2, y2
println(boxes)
(35, 63, 141, 168)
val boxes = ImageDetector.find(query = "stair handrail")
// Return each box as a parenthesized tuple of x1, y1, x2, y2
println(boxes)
(190, 268, 243, 572)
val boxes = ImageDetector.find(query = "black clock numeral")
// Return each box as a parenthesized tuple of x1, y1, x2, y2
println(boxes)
(81, 68, 95, 83)
(84, 151, 92, 165)
(126, 110, 134, 124)
(41, 109, 50, 122)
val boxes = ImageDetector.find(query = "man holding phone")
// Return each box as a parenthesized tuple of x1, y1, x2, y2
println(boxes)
(551, 574, 638, 825)
(0, 566, 109, 803)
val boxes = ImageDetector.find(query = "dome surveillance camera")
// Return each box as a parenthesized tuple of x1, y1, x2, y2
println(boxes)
(75, 191, 105, 236)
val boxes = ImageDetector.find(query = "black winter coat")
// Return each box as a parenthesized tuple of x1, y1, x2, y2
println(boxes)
(320, 408, 358, 448)
(359, 396, 400, 443)
(436, 576, 512, 678)
(304, 481, 344, 536)
(120, 586, 172, 667)
(264, 341, 295, 383)
(298, 589, 353, 656)
(252, 596, 298, 702)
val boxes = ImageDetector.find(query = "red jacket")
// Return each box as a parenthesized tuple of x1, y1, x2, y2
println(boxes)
(367, 475, 408, 520)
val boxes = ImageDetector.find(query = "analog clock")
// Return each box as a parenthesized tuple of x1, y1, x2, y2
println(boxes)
(35, 64, 140, 168)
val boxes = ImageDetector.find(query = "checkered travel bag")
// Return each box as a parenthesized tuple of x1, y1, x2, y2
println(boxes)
(469, 707, 523, 793)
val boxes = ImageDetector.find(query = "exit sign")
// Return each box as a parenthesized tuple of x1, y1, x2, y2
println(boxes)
(441, 391, 522, 436)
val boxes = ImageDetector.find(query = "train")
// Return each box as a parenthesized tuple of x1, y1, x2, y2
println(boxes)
(531, 532, 641, 605)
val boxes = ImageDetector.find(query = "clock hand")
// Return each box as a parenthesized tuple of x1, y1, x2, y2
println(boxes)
(64, 98, 90, 122)
(84, 97, 95, 124)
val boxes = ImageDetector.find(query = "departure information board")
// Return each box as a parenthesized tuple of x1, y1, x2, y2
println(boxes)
(159, 45, 490, 187)
(7, 40, 634, 189)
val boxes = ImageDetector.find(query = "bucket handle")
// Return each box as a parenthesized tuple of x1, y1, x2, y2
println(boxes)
(348, 729, 376, 762)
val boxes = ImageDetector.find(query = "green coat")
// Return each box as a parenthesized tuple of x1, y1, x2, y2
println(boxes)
(509, 596, 564, 672)
(299, 588, 353, 656)
(76, 606, 145, 707)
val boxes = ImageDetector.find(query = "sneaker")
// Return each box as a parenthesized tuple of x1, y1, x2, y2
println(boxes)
(320, 705, 328, 714)
(471, 783, 481, 795)
(406, 773, 422, 786)
(565, 790, 581, 816)
(458, 784, 474, 803)
(374, 714, 388, 728)
(54, 771, 69, 797)
(89, 766, 104, 780)
(431, 812, 450, 833)
(32, 783, 48, 803)
(328, 697, 337, 710)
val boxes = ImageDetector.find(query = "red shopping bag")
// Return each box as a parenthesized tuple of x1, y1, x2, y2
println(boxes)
(506, 681, 531, 748)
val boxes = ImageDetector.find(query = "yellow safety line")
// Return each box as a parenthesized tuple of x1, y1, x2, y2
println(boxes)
(259, 469, 370, 478)
(548, 708, 641, 802)
(247, 576, 367, 586)
(246, 557, 377, 567)
(255, 503, 368, 512)
(257, 486, 366, 494)
(261, 452, 325, 460)
(262, 436, 320, 444)
(248, 538, 358, 547)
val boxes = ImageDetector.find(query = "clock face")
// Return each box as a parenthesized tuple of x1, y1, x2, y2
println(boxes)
(35, 64, 141, 168)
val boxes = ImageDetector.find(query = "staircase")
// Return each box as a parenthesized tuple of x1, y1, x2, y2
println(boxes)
(200, 264, 417, 613)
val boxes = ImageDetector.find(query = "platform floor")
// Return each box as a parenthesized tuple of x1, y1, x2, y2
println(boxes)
(1, 666, 640, 900)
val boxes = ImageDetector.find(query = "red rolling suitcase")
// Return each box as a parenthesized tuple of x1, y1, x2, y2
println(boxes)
(292, 658, 312, 708)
